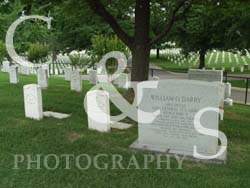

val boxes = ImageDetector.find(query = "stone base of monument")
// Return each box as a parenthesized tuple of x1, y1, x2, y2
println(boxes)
(110, 121, 133, 130)
(130, 140, 227, 164)
(43, 111, 71, 119)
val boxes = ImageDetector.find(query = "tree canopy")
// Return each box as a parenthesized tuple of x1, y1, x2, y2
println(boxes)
(0, 0, 249, 79)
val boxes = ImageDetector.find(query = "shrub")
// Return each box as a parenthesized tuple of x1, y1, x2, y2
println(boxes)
(0, 40, 7, 62)
(69, 50, 91, 66)
(91, 35, 130, 61)
(91, 35, 130, 73)
(27, 43, 50, 63)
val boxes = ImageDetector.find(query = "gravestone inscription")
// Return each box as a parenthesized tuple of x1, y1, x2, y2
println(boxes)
(131, 80, 226, 163)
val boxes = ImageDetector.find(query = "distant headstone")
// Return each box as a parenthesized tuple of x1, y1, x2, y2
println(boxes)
(87, 67, 93, 74)
(97, 75, 111, 83)
(20, 66, 30, 75)
(1, 61, 10, 72)
(240, 66, 244, 73)
(9, 66, 19, 84)
(88, 70, 97, 85)
(64, 67, 72, 81)
(115, 73, 129, 89)
(86, 90, 110, 132)
(71, 70, 82, 92)
(224, 98, 233, 106)
(188, 69, 223, 83)
(37, 68, 48, 89)
(23, 84, 43, 120)
(224, 83, 231, 98)
(131, 80, 226, 163)
(188, 69, 230, 102)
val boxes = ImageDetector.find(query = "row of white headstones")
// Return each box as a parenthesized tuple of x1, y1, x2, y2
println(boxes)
(5, 64, 233, 123)
(3, 64, 130, 122)
(164, 49, 250, 72)
(2, 63, 233, 162)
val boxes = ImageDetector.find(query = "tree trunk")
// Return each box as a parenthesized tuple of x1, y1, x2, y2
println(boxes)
(86, 0, 187, 81)
(199, 49, 206, 69)
(52, 51, 57, 63)
(156, 48, 160, 59)
(131, 46, 150, 81)
(131, 0, 150, 81)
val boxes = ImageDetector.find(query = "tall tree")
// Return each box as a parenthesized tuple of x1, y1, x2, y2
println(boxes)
(174, 0, 250, 69)
(86, 0, 190, 81)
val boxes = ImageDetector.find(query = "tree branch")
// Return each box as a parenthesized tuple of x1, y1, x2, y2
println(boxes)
(86, 0, 134, 49)
(150, 0, 190, 46)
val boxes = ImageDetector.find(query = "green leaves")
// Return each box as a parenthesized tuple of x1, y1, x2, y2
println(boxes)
(0, 40, 7, 62)
(90, 35, 130, 62)
(27, 42, 49, 64)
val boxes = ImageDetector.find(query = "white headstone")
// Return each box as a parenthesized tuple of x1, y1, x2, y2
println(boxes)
(1, 61, 10, 72)
(224, 83, 231, 98)
(97, 75, 111, 83)
(64, 67, 72, 81)
(115, 73, 129, 89)
(188, 69, 223, 83)
(224, 98, 233, 106)
(240, 66, 244, 73)
(9, 66, 19, 84)
(20, 66, 30, 75)
(71, 70, 82, 92)
(23, 84, 43, 120)
(86, 90, 110, 132)
(131, 80, 226, 162)
(37, 68, 48, 89)
(87, 67, 93, 74)
(88, 70, 97, 85)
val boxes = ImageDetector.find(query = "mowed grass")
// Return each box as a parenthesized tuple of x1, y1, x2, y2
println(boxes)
(151, 51, 250, 74)
(0, 72, 250, 188)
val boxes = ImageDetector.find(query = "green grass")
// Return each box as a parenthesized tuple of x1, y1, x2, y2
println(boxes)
(0, 72, 250, 188)
(229, 80, 249, 88)
(151, 51, 250, 74)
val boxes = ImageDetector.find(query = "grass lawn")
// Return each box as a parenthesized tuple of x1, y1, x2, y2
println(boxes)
(151, 52, 250, 74)
(229, 80, 249, 88)
(0, 72, 250, 188)
(150, 54, 250, 88)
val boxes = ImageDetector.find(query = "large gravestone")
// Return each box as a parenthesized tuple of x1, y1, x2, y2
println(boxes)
(71, 70, 82, 92)
(23, 84, 43, 120)
(1, 61, 10, 72)
(9, 66, 19, 84)
(86, 90, 110, 132)
(88, 70, 97, 85)
(64, 67, 72, 81)
(188, 69, 223, 82)
(130, 80, 226, 163)
(37, 68, 48, 89)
